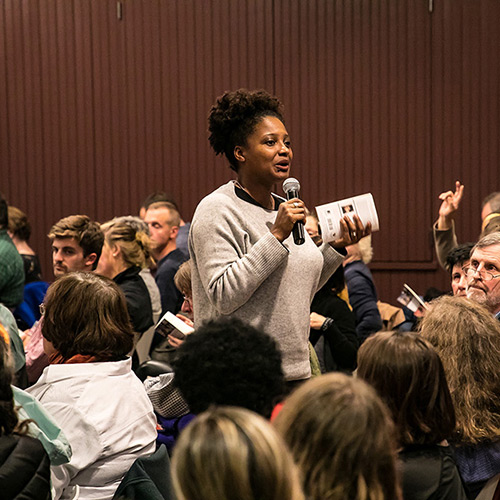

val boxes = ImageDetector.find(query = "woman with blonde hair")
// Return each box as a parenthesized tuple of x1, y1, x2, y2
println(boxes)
(97, 217, 154, 335)
(273, 373, 401, 500)
(357, 330, 467, 499)
(172, 406, 304, 500)
(419, 295, 500, 497)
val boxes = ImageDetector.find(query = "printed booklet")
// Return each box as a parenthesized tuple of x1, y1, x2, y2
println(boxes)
(315, 193, 379, 243)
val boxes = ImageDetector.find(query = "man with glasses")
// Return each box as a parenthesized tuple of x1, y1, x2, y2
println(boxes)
(465, 233, 500, 319)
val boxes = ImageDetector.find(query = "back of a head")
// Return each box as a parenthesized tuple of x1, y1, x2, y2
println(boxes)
(48, 214, 104, 265)
(172, 406, 304, 500)
(357, 331, 455, 447)
(480, 215, 500, 239)
(273, 373, 401, 500)
(172, 317, 285, 418)
(101, 217, 152, 269)
(482, 192, 500, 213)
(419, 295, 500, 444)
(42, 272, 134, 361)
(7, 206, 31, 242)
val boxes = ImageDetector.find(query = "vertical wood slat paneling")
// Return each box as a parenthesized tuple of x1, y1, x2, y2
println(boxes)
(273, 0, 432, 265)
(432, 0, 500, 245)
(1, 0, 499, 302)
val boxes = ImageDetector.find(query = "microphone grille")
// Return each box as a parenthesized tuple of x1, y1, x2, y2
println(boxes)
(283, 177, 300, 193)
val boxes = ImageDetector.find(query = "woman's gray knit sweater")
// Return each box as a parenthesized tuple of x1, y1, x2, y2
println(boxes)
(189, 181, 344, 380)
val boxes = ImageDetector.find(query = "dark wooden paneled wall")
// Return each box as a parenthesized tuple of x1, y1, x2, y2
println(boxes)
(2, 0, 499, 303)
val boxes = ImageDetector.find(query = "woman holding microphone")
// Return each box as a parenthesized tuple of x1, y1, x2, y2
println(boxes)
(189, 89, 369, 385)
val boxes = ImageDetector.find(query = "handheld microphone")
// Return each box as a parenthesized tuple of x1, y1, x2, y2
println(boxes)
(282, 177, 305, 245)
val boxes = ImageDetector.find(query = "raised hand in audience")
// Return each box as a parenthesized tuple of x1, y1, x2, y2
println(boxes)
(437, 180, 464, 230)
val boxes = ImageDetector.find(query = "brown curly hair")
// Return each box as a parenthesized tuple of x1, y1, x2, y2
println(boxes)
(208, 89, 284, 171)
(419, 296, 500, 445)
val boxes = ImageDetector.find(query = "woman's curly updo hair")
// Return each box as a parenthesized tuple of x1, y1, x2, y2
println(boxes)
(208, 89, 284, 171)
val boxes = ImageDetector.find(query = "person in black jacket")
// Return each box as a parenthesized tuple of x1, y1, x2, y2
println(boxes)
(309, 266, 359, 372)
(97, 218, 154, 336)
(0, 332, 50, 499)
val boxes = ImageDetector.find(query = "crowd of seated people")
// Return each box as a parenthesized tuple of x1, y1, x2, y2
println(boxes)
(2, 123, 500, 500)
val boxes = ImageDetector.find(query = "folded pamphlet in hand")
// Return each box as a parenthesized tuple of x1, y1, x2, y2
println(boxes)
(315, 193, 379, 243)
(397, 284, 428, 313)
(155, 311, 194, 341)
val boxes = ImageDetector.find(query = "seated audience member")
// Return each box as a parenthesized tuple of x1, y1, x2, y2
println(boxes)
(0, 323, 72, 466)
(24, 214, 104, 384)
(139, 191, 191, 255)
(481, 214, 500, 238)
(144, 201, 187, 320)
(173, 317, 284, 418)
(309, 266, 358, 373)
(172, 406, 305, 500)
(343, 235, 383, 342)
(446, 243, 475, 297)
(27, 273, 157, 500)
(273, 373, 402, 500)
(357, 330, 467, 500)
(97, 218, 154, 336)
(150, 259, 194, 362)
(8, 206, 48, 330)
(146, 317, 285, 451)
(111, 216, 162, 324)
(7, 206, 43, 282)
(420, 296, 500, 497)
(0, 193, 24, 310)
(464, 233, 500, 319)
(0, 305, 28, 388)
(433, 181, 500, 269)
(0, 334, 51, 500)
(110, 215, 162, 364)
(304, 209, 323, 246)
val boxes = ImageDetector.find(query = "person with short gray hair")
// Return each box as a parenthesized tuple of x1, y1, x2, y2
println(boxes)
(465, 232, 500, 319)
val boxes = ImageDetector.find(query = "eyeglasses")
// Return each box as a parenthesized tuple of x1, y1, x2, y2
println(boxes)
(462, 267, 500, 281)
(183, 295, 193, 305)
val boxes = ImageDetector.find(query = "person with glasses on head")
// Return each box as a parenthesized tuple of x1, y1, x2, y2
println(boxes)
(464, 233, 500, 320)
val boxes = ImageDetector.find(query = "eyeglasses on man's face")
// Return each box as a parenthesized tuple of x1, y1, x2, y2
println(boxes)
(462, 266, 500, 282)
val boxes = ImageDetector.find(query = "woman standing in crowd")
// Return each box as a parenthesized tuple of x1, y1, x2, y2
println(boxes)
(189, 89, 369, 383)
(273, 373, 401, 500)
(420, 296, 500, 498)
(357, 330, 467, 500)
(27, 273, 157, 499)
(172, 406, 305, 500)
(97, 217, 154, 336)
